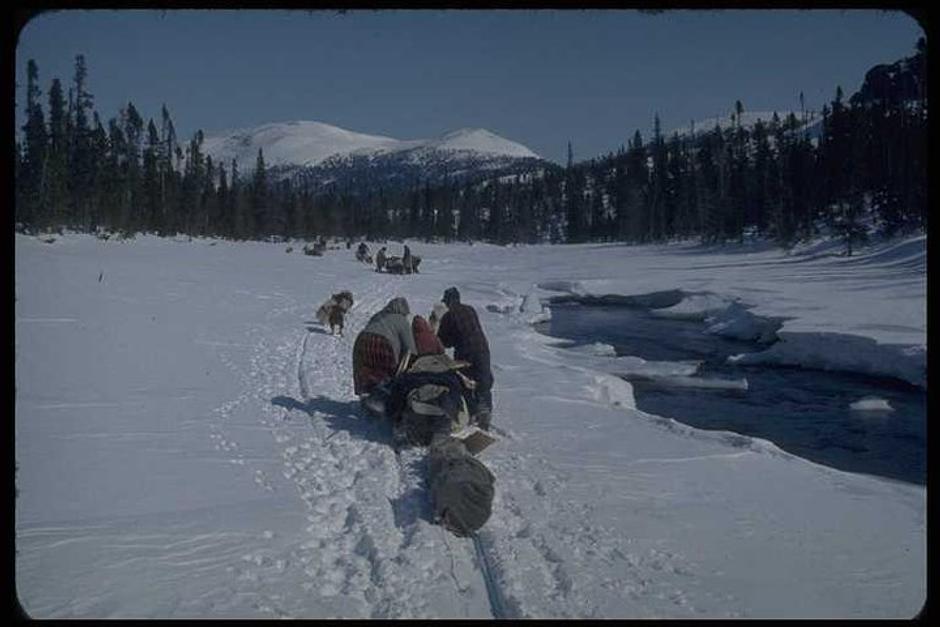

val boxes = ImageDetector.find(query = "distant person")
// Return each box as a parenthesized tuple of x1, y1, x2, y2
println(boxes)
(356, 241, 370, 263)
(375, 247, 387, 272)
(403, 245, 413, 274)
(353, 297, 418, 397)
(437, 287, 493, 430)
(412, 315, 445, 356)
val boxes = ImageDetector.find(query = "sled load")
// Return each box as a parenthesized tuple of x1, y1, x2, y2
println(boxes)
(428, 434, 496, 537)
(361, 351, 496, 536)
(390, 354, 470, 444)
(362, 353, 489, 447)
(355, 242, 373, 264)
(382, 255, 422, 275)
(304, 241, 326, 256)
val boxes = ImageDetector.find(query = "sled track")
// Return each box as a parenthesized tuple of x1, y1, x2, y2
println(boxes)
(335, 280, 510, 619)
(289, 280, 442, 616)
(473, 533, 512, 619)
(296, 331, 311, 399)
(211, 272, 701, 618)
(290, 278, 521, 618)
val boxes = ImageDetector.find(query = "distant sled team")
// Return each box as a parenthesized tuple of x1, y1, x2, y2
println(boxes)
(355, 241, 422, 274)
(373, 244, 422, 274)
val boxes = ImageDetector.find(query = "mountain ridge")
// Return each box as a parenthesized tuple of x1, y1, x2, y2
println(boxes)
(202, 120, 541, 170)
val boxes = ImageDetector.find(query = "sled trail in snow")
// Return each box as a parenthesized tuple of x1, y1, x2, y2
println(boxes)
(206, 267, 701, 618)
(286, 277, 491, 617)
(282, 274, 615, 618)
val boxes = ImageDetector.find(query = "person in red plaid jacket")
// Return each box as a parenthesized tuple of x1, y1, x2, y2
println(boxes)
(353, 297, 417, 396)
(437, 287, 493, 430)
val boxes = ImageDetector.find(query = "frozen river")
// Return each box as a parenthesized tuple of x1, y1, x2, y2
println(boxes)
(538, 302, 926, 485)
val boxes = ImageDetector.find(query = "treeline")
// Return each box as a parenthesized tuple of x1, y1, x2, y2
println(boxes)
(15, 55, 282, 239)
(16, 41, 927, 251)
(491, 38, 927, 250)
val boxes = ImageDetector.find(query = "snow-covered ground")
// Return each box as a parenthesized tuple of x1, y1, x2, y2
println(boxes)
(15, 232, 926, 618)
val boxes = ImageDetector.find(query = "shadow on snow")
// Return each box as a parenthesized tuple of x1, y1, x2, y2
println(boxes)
(270, 394, 390, 446)
(270, 393, 435, 525)
(302, 324, 332, 335)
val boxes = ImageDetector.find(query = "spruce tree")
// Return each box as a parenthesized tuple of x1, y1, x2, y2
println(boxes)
(649, 115, 668, 241)
(624, 130, 648, 242)
(751, 118, 773, 235)
(612, 159, 629, 240)
(106, 116, 127, 230)
(159, 105, 178, 233)
(143, 119, 161, 233)
(46, 78, 69, 227)
(216, 161, 229, 237)
(770, 112, 796, 245)
(251, 148, 268, 236)
(182, 130, 206, 234)
(727, 105, 749, 242)
(296, 180, 312, 240)
(407, 185, 420, 237)
(70, 54, 95, 230)
(487, 179, 504, 243)
(422, 180, 434, 241)
(563, 167, 584, 243)
(20, 59, 47, 227)
(122, 102, 144, 233)
(694, 127, 721, 243)
(88, 112, 108, 232)
(230, 159, 245, 239)
(203, 155, 217, 236)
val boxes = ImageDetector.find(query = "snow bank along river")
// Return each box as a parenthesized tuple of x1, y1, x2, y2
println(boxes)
(537, 301, 926, 485)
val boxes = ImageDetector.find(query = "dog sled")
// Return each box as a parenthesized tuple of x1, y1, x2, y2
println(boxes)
(381, 255, 422, 275)
(360, 351, 497, 536)
(304, 240, 327, 256)
(355, 243, 373, 264)
(361, 353, 494, 450)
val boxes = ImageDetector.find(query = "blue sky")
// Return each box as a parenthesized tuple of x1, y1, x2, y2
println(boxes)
(15, 9, 923, 164)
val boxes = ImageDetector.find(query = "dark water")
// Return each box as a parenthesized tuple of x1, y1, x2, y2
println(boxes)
(537, 302, 927, 485)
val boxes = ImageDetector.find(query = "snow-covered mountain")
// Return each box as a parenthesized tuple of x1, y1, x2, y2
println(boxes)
(408, 127, 539, 160)
(202, 121, 545, 191)
(201, 121, 416, 169)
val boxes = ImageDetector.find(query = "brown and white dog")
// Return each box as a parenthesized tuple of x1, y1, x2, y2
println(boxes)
(316, 291, 354, 335)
